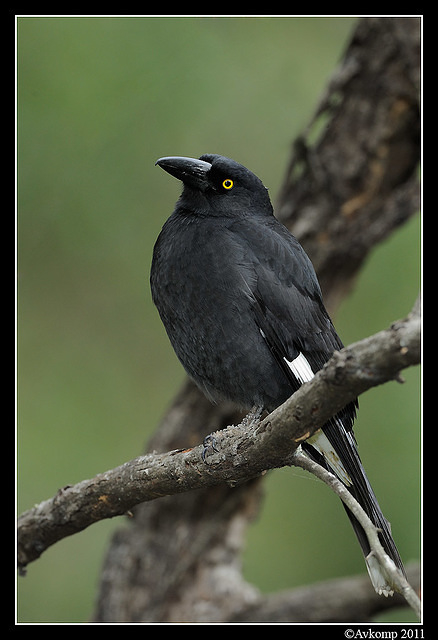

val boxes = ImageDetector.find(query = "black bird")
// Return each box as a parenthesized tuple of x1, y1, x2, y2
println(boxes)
(150, 153, 405, 595)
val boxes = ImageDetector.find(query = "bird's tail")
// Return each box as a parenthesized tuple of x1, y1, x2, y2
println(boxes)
(302, 415, 405, 596)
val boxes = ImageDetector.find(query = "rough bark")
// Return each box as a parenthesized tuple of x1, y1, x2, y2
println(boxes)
(276, 16, 420, 312)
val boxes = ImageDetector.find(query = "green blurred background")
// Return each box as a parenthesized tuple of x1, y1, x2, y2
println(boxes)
(17, 17, 420, 623)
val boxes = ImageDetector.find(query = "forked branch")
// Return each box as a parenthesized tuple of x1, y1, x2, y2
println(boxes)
(18, 297, 420, 586)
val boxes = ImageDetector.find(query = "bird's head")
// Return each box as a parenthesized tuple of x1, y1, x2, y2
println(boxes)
(155, 154, 273, 217)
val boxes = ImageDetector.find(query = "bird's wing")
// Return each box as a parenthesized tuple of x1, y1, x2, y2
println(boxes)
(227, 216, 344, 384)
(227, 218, 404, 591)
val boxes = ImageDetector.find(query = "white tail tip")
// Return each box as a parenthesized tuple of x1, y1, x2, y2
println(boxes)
(366, 554, 394, 596)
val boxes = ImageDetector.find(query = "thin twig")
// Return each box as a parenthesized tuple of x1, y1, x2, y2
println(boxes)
(291, 449, 422, 620)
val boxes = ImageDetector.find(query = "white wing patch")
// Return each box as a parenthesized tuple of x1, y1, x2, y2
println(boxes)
(286, 352, 352, 486)
(285, 352, 314, 383)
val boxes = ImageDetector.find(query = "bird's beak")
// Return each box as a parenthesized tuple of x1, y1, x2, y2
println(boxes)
(155, 156, 212, 191)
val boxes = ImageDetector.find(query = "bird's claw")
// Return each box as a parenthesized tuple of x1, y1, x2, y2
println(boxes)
(202, 434, 219, 464)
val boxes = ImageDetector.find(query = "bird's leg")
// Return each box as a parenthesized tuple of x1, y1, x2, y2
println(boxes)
(242, 405, 264, 429)
(202, 406, 263, 464)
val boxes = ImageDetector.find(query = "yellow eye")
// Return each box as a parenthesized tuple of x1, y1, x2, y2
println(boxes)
(222, 179, 234, 190)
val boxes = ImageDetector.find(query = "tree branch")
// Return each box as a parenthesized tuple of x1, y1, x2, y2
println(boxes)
(276, 17, 420, 313)
(291, 450, 421, 619)
(230, 562, 421, 623)
(17, 297, 420, 574)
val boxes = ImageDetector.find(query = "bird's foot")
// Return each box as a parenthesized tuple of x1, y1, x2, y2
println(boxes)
(201, 433, 219, 464)
(242, 405, 263, 429)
